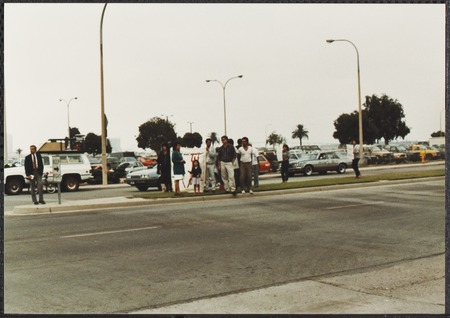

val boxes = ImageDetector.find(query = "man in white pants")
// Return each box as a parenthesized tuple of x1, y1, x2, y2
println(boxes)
(217, 135, 237, 196)
(204, 138, 217, 192)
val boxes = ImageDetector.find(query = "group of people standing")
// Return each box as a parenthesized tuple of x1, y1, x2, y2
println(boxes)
(156, 135, 260, 197)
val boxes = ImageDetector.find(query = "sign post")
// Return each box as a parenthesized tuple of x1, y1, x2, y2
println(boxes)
(52, 156, 62, 204)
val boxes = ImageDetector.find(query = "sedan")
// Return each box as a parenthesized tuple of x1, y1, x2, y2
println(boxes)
(125, 166, 162, 191)
(109, 161, 148, 183)
(288, 151, 351, 176)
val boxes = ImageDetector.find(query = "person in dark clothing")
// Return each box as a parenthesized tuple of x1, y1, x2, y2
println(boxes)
(24, 144, 45, 204)
(281, 144, 290, 183)
(156, 143, 172, 192)
(172, 142, 186, 196)
(190, 159, 202, 194)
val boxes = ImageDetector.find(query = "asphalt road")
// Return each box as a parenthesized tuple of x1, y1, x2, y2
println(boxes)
(4, 178, 444, 314)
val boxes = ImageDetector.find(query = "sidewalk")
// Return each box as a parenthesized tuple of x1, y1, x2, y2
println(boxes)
(130, 254, 444, 314)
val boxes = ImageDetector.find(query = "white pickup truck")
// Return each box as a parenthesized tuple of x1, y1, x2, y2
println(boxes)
(4, 152, 93, 195)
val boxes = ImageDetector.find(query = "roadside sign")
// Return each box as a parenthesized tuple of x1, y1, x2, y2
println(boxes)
(52, 156, 62, 182)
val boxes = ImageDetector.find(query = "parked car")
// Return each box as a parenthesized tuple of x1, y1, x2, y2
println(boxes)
(385, 145, 419, 162)
(125, 166, 161, 191)
(109, 161, 147, 183)
(407, 144, 440, 161)
(88, 163, 112, 184)
(257, 154, 271, 175)
(288, 151, 351, 176)
(382, 145, 407, 163)
(139, 156, 157, 167)
(120, 156, 138, 164)
(362, 145, 394, 164)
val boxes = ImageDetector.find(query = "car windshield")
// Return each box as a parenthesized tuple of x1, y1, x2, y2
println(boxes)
(301, 153, 318, 161)
(289, 152, 303, 160)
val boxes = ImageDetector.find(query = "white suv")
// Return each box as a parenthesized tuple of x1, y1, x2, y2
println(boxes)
(4, 153, 93, 195)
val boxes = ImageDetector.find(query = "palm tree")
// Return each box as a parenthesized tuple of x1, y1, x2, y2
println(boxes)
(292, 124, 309, 147)
(266, 132, 285, 150)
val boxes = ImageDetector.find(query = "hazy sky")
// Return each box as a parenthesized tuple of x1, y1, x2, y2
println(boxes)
(4, 3, 445, 155)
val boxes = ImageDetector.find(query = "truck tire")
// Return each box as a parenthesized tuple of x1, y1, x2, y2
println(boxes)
(5, 177, 24, 195)
(63, 176, 80, 192)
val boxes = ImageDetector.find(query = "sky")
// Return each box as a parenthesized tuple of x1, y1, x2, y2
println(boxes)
(4, 3, 445, 157)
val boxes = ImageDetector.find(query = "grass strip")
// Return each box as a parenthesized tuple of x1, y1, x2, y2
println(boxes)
(130, 168, 444, 200)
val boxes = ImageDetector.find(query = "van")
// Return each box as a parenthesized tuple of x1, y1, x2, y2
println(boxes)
(4, 152, 93, 195)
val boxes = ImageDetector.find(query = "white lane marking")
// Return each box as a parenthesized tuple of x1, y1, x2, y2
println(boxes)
(60, 226, 161, 239)
(325, 201, 384, 210)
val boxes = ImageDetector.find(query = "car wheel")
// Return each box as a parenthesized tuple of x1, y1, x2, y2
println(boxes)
(6, 178, 23, 195)
(425, 154, 433, 161)
(337, 163, 347, 174)
(303, 165, 313, 176)
(63, 176, 80, 192)
(136, 184, 149, 191)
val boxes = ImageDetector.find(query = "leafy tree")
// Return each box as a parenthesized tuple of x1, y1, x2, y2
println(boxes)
(208, 132, 220, 146)
(136, 117, 177, 151)
(431, 131, 445, 137)
(266, 132, 285, 150)
(333, 110, 378, 145)
(291, 124, 309, 146)
(364, 94, 410, 145)
(182, 132, 203, 148)
(84, 132, 112, 155)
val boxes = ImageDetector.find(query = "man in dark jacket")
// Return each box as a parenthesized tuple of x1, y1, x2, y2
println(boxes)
(24, 145, 45, 204)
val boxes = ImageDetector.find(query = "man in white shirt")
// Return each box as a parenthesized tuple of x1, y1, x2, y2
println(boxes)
(352, 139, 361, 178)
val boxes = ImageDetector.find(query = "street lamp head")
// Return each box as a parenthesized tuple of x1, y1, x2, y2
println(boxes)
(238, 75, 243, 78)
(326, 39, 335, 43)
(205, 80, 211, 83)
(74, 97, 78, 100)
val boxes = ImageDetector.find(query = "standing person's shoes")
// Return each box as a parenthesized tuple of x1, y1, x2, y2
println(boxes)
(39, 200, 46, 204)
(249, 190, 254, 194)
(232, 191, 237, 197)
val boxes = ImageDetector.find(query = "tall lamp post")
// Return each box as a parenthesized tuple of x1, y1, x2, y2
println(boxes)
(187, 121, 194, 133)
(59, 97, 78, 149)
(326, 39, 364, 161)
(206, 75, 243, 136)
(100, 3, 108, 185)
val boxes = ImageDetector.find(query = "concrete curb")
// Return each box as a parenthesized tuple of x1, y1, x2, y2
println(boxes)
(9, 176, 444, 216)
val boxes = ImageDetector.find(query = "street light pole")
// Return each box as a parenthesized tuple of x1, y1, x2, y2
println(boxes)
(327, 39, 364, 161)
(59, 97, 78, 149)
(206, 75, 243, 136)
(100, 3, 108, 185)
(440, 108, 445, 136)
(187, 121, 194, 133)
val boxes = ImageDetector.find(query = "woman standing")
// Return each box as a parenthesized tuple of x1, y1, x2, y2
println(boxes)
(281, 144, 290, 183)
(172, 141, 186, 196)
(156, 143, 172, 192)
